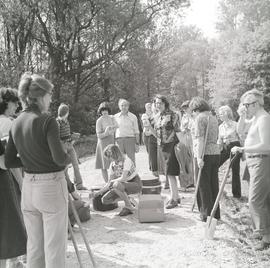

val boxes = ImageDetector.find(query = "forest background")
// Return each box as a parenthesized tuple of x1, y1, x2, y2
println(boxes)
(0, 0, 270, 135)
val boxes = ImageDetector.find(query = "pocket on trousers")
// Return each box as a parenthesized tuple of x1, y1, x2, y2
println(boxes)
(33, 179, 68, 214)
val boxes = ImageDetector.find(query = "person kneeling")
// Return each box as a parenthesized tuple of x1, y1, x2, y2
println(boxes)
(94, 144, 142, 216)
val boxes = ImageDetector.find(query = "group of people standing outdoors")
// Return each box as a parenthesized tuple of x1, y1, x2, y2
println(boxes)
(96, 90, 270, 252)
(1, 71, 270, 268)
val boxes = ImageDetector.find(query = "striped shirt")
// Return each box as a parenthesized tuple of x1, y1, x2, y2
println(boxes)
(56, 118, 72, 141)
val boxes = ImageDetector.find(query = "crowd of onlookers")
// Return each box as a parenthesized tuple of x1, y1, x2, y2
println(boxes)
(1, 72, 270, 268)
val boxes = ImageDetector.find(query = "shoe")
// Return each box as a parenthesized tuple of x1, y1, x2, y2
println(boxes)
(76, 185, 88, 190)
(200, 215, 207, 222)
(166, 199, 178, 209)
(118, 207, 133, 216)
(166, 198, 180, 205)
(186, 184, 195, 189)
(254, 241, 270, 251)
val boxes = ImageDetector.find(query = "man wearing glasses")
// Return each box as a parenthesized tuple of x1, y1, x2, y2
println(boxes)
(232, 89, 270, 251)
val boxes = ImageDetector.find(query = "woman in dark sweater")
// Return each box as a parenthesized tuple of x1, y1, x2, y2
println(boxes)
(5, 73, 71, 268)
(0, 88, 26, 268)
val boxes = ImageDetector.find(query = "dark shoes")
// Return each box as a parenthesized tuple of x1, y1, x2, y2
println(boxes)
(76, 185, 88, 190)
(186, 184, 195, 189)
(118, 207, 133, 216)
(254, 241, 270, 251)
(166, 199, 178, 209)
(200, 215, 207, 222)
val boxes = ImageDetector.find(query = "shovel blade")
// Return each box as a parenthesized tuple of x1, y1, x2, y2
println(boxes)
(205, 216, 217, 240)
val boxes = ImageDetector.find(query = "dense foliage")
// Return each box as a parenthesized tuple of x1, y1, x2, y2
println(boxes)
(0, 0, 269, 133)
(207, 0, 270, 111)
(0, 0, 189, 133)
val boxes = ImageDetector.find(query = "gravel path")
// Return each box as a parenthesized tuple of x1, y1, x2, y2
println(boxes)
(66, 147, 270, 268)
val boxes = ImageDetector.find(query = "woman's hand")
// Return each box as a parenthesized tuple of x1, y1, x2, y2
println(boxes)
(104, 126, 112, 136)
(231, 146, 243, 154)
(197, 158, 204, 169)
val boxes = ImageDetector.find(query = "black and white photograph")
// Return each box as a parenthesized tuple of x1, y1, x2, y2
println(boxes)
(0, 0, 270, 267)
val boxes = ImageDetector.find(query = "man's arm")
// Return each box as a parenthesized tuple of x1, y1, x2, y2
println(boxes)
(132, 114, 140, 144)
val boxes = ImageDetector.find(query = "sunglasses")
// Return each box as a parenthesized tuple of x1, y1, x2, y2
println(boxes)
(242, 101, 257, 108)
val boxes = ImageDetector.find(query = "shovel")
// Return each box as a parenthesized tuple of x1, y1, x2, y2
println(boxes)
(68, 194, 96, 268)
(205, 152, 239, 239)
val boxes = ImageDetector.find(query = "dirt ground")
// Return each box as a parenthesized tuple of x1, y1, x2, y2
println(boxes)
(66, 147, 270, 268)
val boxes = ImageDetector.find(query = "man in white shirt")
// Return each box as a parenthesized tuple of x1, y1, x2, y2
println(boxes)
(232, 89, 270, 251)
(114, 99, 140, 164)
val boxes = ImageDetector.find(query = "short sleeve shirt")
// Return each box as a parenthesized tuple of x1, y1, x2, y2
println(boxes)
(155, 109, 180, 145)
(141, 113, 155, 136)
(108, 156, 137, 181)
(96, 115, 117, 138)
(194, 112, 220, 155)
(114, 112, 139, 138)
(218, 120, 239, 144)
(0, 115, 13, 138)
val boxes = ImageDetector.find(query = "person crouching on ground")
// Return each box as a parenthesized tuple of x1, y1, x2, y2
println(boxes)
(56, 103, 87, 190)
(94, 144, 142, 216)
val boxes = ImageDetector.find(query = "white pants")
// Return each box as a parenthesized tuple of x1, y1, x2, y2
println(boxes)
(22, 171, 68, 268)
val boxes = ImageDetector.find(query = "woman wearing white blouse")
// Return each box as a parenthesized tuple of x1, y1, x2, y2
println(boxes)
(95, 102, 118, 182)
(218, 105, 241, 198)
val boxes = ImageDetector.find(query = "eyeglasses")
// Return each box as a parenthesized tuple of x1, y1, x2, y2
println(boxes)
(242, 101, 257, 108)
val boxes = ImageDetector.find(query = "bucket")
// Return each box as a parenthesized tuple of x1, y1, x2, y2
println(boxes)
(204, 216, 217, 239)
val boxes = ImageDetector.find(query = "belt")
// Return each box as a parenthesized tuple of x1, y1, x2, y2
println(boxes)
(224, 140, 239, 145)
(247, 154, 269, 159)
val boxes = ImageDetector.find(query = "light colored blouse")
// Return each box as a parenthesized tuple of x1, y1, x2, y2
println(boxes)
(218, 120, 239, 145)
(0, 115, 13, 138)
(193, 112, 220, 156)
(109, 156, 137, 182)
(141, 112, 155, 136)
(96, 115, 117, 139)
